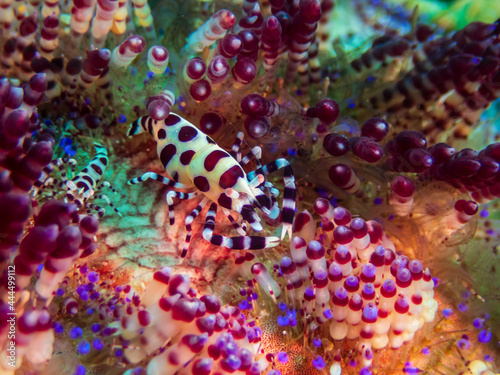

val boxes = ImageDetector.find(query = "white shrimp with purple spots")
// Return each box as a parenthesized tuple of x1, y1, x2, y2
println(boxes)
(128, 113, 296, 258)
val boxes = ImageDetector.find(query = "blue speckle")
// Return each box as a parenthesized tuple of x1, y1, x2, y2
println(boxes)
(57, 288, 65, 296)
(422, 347, 430, 355)
(485, 354, 493, 362)
(278, 302, 287, 311)
(277, 315, 289, 326)
(478, 330, 492, 343)
(317, 188, 329, 198)
(323, 309, 333, 320)
(70, 327, 83, 339)
(277, 352, 289, 363)
(366, 76, 375, 82)
(77, 340, 91, 355)
(60, 137, 73, 147)
(329, 196, 338, 207)
(118, 114, 127, 123)
(54, 322, 64, 334)
(403, 364, 421, 374)
(64, 144, 76, 157)
(288, 148, 297, 156)
(80, 291, 90, 301)
(147, 71, 154, 79)
(313, 338, 321, 348)
(90, 292, 100, 300)
(74, 364, 86, 375)
(93, 339, 104, 350)
(432, 277, 440, 287)
(87, 309, 94, 315)
(101, 327, 114, 336)
(238, 300, 249, 310)
(458, 303, 468, 312)
(360, 368, 372, 375)
(115, 350, 123, 357)
(131, 68, 137, 76)
(312, 355, 325, 370)
(37, 264, 43, 272)
(480, 209, 489, 218)
(442, 308, 453, 318)
(91, 323, 101, 333)
(374, 197, 383, 205)
(473, 318, 485, 329)
(87, 271, 99, 283)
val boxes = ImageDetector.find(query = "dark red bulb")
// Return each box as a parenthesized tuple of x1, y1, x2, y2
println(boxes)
(315, 98, 340, 124)
(391, 176, 415, 198)
(185, 57, 206, 81)
(361, 117, 389, 141)
(189, 79, 212, 101)
(244, 116, 270, 138)
(200, 112, 225, 135)
(323, 134, 349, 157)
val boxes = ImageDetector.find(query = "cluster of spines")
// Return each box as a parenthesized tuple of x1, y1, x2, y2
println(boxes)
(0, 304, 54, 369)
(0, 4, 173, 133)
(0, 200, 99, 372)
(366, 19, 500, 140)
(173, 0, 346, 131)
(0, 75, 53, 262)
(273, 204, 438, 371)
(323, 116, 500, 210)
(240, 94, 340, 139)
(102, 267, 269, 375)
(0, 75, 113, 373)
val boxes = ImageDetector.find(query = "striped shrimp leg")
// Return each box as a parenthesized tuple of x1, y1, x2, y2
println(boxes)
(165, 191, 198, 226)
(248, 158, 296, 240)
(203, 203, 280, 250)
(182, 197, 210, 258)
